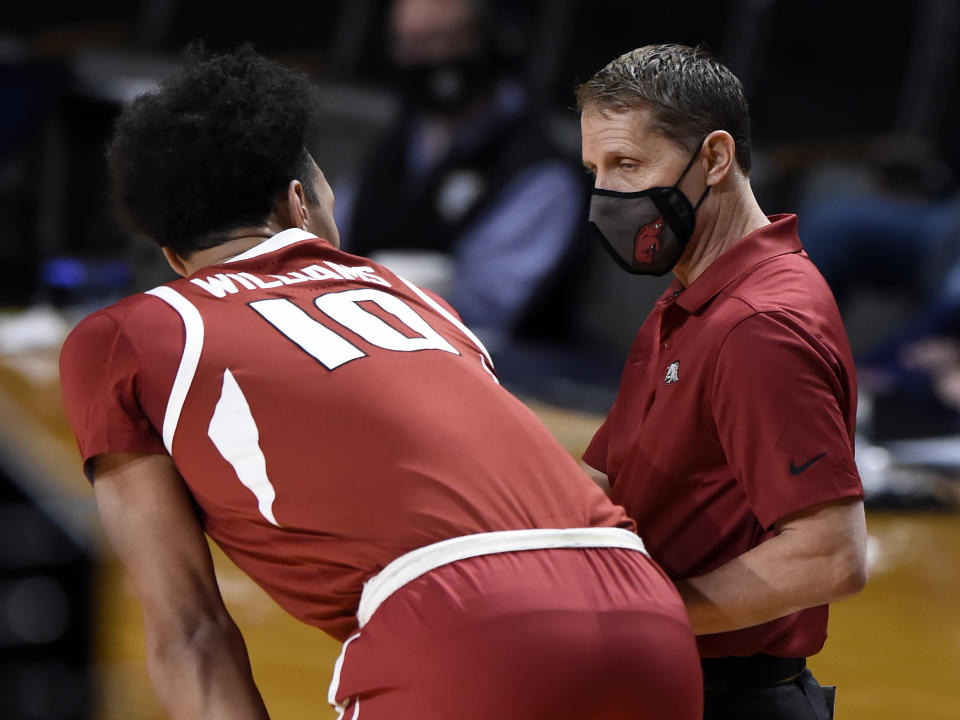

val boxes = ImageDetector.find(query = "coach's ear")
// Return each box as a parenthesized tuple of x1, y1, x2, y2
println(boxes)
(274, 179, 309, 230)
(161, 247, 189, 278)
(702, 129, 737, 186)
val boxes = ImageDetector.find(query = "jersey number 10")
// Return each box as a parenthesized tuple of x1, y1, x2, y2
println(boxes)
(208, 288, 462, 527)
(249, 288, 460, 369)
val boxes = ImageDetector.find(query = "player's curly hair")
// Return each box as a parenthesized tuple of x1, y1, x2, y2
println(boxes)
(577, 43, 752, 174)
(107, 43, 321, 256)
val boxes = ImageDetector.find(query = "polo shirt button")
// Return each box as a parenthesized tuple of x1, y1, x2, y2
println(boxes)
(663, 340, 671, 349)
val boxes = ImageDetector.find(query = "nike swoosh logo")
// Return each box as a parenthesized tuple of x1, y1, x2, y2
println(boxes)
(789, 452, 827, 475)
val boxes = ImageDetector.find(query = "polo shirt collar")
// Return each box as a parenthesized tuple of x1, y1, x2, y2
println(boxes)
(667, 214, 802, 312)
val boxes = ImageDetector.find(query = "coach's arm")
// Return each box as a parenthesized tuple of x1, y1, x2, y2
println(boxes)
(92, 452, 270, 720)
(675, 498, 868, 635)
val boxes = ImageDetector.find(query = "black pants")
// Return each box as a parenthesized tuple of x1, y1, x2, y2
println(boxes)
(703, 660, 836, 720)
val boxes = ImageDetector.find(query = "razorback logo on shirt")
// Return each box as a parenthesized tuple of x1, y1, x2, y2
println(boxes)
(664, 360, 679, 385)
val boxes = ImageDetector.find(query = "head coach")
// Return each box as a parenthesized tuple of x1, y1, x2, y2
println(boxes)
(577, 43, 868, 720)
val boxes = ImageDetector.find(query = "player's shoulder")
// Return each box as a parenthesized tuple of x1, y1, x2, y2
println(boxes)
(63, 288, 184, 356)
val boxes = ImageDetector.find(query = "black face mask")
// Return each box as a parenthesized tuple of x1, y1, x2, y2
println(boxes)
(588, 146, 710, 276)
(397, 56, 497, 114)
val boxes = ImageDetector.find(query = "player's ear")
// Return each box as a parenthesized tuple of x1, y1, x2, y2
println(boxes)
(161, 247, 189, 277)
(274, 179, 309, 230)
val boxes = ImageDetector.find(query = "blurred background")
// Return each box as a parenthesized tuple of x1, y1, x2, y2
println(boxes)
(0, 0, 958, 718)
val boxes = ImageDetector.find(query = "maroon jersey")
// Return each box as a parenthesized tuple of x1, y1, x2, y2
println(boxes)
(61, 229, 632, 640)
(584, 215, 864, 658)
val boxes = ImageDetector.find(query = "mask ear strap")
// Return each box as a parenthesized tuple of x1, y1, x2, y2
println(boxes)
(694, 186, 711, 210)
(672, 141, 705, 189)
(675, 137, 711, 210)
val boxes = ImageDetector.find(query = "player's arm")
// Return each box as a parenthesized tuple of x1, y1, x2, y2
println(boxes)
(674, 497, 867, 635)
(92, 452, 270, 720)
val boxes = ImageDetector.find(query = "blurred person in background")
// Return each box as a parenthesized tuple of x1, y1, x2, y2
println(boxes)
(335, 0, 588, 351)
(797, 137, 960, 313)
(851, 211, 960, 442)
(798, 138, 960, 441)
(578, 44, 868, 720)
(58, 45, 704, 720)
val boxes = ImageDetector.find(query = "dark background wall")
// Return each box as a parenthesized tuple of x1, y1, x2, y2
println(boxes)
(2, 0, 957, 338)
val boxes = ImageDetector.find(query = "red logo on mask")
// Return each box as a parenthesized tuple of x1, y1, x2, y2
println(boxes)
(634, 217, 665, 263)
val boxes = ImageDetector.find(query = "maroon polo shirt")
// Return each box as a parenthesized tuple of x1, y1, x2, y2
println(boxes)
(584, 214, 864, 658)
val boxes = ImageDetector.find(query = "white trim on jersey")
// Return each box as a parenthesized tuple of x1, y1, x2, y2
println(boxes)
(144, 286, 205, 454)
(397, 276, 498, 381)
(335, 698, 359, 720)
(328, 632, 362, 717)
(208, 369, 281, 526)
(224, 227, 318, 263)
(357, 527, 647, 628)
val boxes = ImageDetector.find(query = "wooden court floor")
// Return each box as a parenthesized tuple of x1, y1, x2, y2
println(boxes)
(1, 350, 958, 719)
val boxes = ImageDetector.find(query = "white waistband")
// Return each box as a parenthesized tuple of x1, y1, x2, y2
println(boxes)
(357, 527, 647, 627)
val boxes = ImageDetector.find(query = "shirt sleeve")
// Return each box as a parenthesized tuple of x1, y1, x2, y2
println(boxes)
(59, 309, 167, 480)
(711, 312, 864, 529)
(582, 418, 611, 476)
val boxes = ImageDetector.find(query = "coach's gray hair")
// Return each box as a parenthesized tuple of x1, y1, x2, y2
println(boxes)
(577, 44, 753, 174)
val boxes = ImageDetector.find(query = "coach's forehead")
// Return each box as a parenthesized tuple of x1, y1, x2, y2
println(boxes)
(581, 106, 670, 161)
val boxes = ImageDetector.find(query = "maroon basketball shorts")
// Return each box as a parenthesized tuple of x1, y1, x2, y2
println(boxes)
(329, 528, 702, 719)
